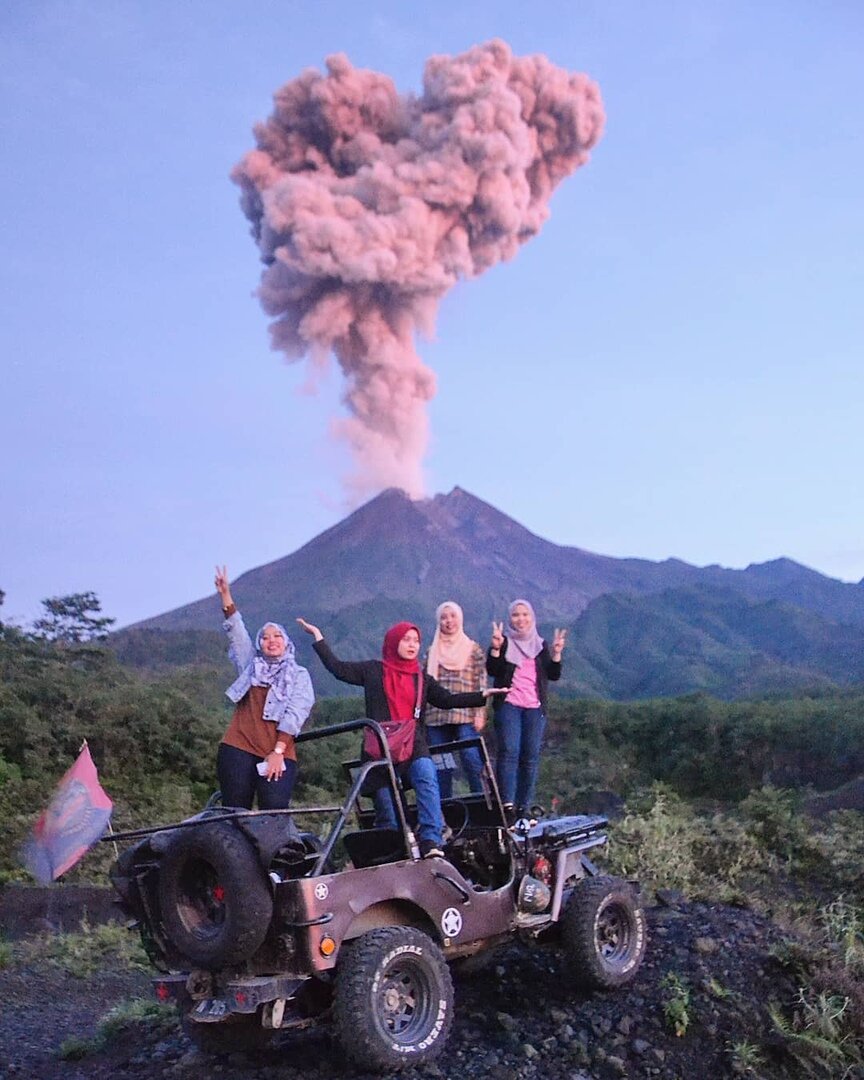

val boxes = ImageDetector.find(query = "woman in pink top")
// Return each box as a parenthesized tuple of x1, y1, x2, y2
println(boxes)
(485, 599, 567, 813)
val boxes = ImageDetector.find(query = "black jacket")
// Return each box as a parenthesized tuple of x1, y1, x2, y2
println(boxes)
(313, 638, 486, 762)
(485, 637, 561, 714)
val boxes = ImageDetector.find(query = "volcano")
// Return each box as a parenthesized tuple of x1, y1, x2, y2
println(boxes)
(117, 487, 864, 699)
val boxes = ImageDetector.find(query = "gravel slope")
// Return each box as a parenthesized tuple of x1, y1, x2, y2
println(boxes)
(0, 897, 821, 1080)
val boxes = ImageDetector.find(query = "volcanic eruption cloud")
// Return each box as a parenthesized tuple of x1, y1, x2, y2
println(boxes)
(232, 38, 605, 501)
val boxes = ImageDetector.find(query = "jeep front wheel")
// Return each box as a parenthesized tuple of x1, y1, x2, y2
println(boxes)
(333, 926, 453, 1071)
(562, 875, 647, 991)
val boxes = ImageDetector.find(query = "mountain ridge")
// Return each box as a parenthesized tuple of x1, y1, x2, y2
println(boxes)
(116, 487, 864, 699)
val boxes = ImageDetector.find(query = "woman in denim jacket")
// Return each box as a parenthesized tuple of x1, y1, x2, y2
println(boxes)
(215, 566, 314, 809)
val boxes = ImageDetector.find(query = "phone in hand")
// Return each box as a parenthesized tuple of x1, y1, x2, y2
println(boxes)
(256, 761, 269, 776)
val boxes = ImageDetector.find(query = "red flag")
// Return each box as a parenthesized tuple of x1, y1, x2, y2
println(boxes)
(22, 744, 113, 884)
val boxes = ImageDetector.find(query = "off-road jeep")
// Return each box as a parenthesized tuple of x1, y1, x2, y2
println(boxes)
(109, 719, 647, 1072)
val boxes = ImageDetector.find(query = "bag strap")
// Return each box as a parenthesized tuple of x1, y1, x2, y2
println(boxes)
(413, 673, 423, 720)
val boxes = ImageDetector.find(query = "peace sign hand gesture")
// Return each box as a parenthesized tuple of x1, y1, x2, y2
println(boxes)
(214, 565, 233, 607)
(551, 627, 567, 660)
(490, 621, 504, 652)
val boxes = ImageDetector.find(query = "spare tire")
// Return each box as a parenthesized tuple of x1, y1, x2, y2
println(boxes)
(159, 821, 273, 968)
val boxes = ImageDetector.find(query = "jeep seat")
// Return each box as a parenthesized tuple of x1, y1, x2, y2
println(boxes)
(343, 828, 407, 868)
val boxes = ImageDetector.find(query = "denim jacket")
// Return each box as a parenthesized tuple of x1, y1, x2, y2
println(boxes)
(223, 611, 314, 737)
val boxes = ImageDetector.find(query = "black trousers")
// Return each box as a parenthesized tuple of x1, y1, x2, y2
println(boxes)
(216, 742, 297, 810)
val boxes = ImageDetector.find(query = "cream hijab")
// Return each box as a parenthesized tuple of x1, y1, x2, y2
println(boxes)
(427, 601, 476, 675)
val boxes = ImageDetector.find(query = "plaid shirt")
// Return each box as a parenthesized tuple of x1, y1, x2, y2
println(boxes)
(424, 642, 487, 727)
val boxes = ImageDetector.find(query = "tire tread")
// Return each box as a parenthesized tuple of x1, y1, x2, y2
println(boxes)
(160, 822, 273, 968)
(333, 926, 453, 1071)
(562, 874, 647, 992)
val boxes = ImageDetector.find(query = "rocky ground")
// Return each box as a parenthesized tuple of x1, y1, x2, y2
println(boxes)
(0, 892, 842, 1080)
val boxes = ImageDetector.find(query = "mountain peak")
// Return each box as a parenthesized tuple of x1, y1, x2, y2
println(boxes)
(127, 488, 864, 657)
(743, 557, 826, 584)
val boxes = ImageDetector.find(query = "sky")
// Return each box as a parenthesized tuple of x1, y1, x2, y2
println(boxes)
(2, 1, 862, 630)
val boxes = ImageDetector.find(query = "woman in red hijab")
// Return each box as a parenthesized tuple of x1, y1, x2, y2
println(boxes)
(297, 616, 502, 858)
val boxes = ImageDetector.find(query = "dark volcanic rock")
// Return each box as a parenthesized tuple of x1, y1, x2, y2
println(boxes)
(0, 899, 807, 1080)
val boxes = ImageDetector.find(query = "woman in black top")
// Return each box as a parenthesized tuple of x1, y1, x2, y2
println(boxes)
(297, 616, 503, 858)
(486, 599, 566, 813)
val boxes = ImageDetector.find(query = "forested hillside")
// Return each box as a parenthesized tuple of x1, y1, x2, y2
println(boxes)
(4, 625, 864, 879)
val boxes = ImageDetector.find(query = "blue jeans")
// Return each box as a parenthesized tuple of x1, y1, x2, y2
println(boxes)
(372, 756, 444, 845)
(426, 723, 485, 799)
(494, 703, 546, 808)
(217, 742, 297, 810)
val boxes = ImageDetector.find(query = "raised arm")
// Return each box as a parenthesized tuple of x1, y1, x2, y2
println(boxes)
(217, 565, 253, 672)
(215, 565, 234, 611)
(427, 677, 507, 711)
(297, 618, 368, 687)
(543, 627, 566, 681)
(486, 621, 509, 678)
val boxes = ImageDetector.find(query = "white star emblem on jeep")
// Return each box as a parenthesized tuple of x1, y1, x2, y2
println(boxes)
(441, 907, 462, 937)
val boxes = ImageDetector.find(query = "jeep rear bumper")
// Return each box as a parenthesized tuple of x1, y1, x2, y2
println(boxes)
(154, 972, 305, 1014)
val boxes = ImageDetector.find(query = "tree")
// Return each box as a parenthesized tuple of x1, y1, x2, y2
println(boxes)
(32, 592, 116, 644)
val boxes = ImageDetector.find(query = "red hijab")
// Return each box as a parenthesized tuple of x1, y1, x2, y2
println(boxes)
(381, 621, 422, 721)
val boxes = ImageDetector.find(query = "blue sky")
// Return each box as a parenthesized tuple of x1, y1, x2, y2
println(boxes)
(2, 1, 862, 629)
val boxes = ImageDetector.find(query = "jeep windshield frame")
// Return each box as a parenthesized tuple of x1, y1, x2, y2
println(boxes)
(103, 719, 511, 878)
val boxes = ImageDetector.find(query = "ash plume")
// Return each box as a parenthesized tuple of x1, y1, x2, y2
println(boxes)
(232, 38, 604, 500)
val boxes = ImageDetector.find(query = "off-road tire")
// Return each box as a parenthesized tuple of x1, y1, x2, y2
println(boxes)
(159, 822, 272, 968)
(181, 1010, 274, 1055)
(333, 926, 453, 1071)
(562, 875, 647, 991)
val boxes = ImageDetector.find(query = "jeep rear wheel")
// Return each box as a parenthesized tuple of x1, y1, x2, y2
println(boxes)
(562, 875, 647, 991)
(159, 822, 272, 968)
(333, 926, 453, 1071)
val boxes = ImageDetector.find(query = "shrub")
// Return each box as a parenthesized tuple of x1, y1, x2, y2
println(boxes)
(604, 784, 766, 899)
(16, 920, 148, 976)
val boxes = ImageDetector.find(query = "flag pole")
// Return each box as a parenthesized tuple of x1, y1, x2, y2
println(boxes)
(81, 738, 119, 858)
(105, 818, 120, 860)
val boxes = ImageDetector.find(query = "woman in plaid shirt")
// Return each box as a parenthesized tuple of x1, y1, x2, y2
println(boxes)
(424, 601, 488, 798)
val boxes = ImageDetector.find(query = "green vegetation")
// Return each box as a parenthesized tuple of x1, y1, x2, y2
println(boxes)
(97, 998, 178, 1043)
(543, 693, 864, 804)
(3, 617, 864, 881)
(565, 584, 864, 700)
(3, 602, 864, 1076)
(14, 920, 149, 976)
(0, 627, 226, 880)
(764, 895, 864, 1077)
(31, 591, 116, 644)
(727, 1040, 765, 1074)
(58, 999, 177, 1060)
(661, 972, 692, 1037)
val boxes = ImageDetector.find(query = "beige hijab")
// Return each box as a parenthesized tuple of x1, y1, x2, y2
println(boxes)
(427, 601, 476, 675)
